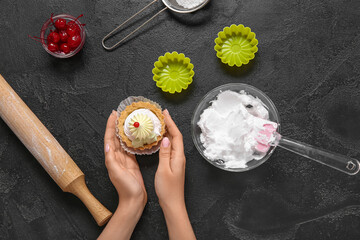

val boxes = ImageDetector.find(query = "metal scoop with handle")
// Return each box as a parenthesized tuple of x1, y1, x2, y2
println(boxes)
(102, 0, 210, 50)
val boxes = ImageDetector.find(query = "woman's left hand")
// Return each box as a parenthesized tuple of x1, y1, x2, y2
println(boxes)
(104, 110, 147, 208)
(99, 110, 147, 240)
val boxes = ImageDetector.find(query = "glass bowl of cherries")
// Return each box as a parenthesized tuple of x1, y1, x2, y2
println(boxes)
(35, 14, 86, 58)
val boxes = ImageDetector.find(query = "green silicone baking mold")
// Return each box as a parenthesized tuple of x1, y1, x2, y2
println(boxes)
(214, 24, 258, 67)
(153, 51, 194, 94)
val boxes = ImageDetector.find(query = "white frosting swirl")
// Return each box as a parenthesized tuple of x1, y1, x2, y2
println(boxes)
(124, 109, 161, 141)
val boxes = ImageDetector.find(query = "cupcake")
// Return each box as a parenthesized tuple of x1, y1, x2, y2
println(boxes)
(116, 96, 165, 155)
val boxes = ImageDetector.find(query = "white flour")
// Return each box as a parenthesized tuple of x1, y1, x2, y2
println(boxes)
(175, 0, 205, 9)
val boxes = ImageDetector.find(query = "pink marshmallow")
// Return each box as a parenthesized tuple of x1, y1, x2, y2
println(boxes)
(255, 143, 270, 153)
(256, 130, 272, 145)
(264, 124, 277, 132)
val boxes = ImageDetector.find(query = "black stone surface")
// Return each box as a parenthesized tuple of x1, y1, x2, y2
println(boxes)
(1, 0, 360, 239)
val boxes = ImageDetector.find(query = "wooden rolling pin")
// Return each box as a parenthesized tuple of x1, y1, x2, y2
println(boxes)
(0, 75, 112, 226)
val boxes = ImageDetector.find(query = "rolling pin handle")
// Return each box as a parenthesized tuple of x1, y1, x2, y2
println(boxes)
(65, 175, 112, 226)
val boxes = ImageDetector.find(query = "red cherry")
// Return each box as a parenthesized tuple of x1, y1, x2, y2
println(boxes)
(47, 42, 58, 52)
(73, 23, 81, 32)
(54, 18, 67, 30)
(66, 24, 79, 36)
(67, 14, 83, 26)
(133, 122, 140, 128)
(67, 20, 81, 30)
(47, 31, 60, 43)
(67, 34, 82, 48)
(66, 14, 83, 36)
(60, 43, 71, 54)
(59, 31, 68, 42)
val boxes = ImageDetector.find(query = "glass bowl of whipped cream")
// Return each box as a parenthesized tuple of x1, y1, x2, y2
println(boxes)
(191, 83, 281, 172)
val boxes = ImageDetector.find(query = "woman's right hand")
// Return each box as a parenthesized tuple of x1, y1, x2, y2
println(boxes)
(155, 109, 186, 209)
(155, 109, 196, 240)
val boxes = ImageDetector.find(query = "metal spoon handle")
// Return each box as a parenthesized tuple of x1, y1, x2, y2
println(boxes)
(102, 0, 168, 50)
(273, 134, 360, 175)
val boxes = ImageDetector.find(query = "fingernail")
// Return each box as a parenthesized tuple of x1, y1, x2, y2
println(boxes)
(162, 137, 170, 148)
(112, 110, 117, 115)
(105, 144, 110, 153)
(163, 109, 169, 115)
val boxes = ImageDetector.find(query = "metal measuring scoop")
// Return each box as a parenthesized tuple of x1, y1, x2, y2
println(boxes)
(102, 0, 210, 50)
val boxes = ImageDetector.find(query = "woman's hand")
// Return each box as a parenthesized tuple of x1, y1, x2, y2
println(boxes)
(99, 110, 147, 240)
(155, 110, 186, 209)
(155, 110, 196, 240)
(104, 110, 147, 208)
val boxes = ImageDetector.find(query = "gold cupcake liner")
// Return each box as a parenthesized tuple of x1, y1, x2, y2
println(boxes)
(116, 96, 165, 155)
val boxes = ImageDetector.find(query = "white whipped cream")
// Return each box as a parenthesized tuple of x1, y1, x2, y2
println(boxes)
(197, 90, 277, 168)
(124, 109, 161, 141)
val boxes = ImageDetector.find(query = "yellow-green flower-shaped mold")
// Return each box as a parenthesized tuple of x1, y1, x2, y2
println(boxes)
(153, 52, 194, 94)
(214, 24, 258, 67)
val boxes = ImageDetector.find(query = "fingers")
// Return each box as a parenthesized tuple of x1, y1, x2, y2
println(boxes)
(104, 110, 125, 169)
(163, 110, 185, 171)
(158, 137, 171, 171)
(105, 143, 122, 171)
(163, 109, 183, 152)
(104, 110, 117, 153)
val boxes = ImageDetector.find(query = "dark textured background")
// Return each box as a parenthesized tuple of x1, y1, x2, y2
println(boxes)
(1, 0, 360, 239)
